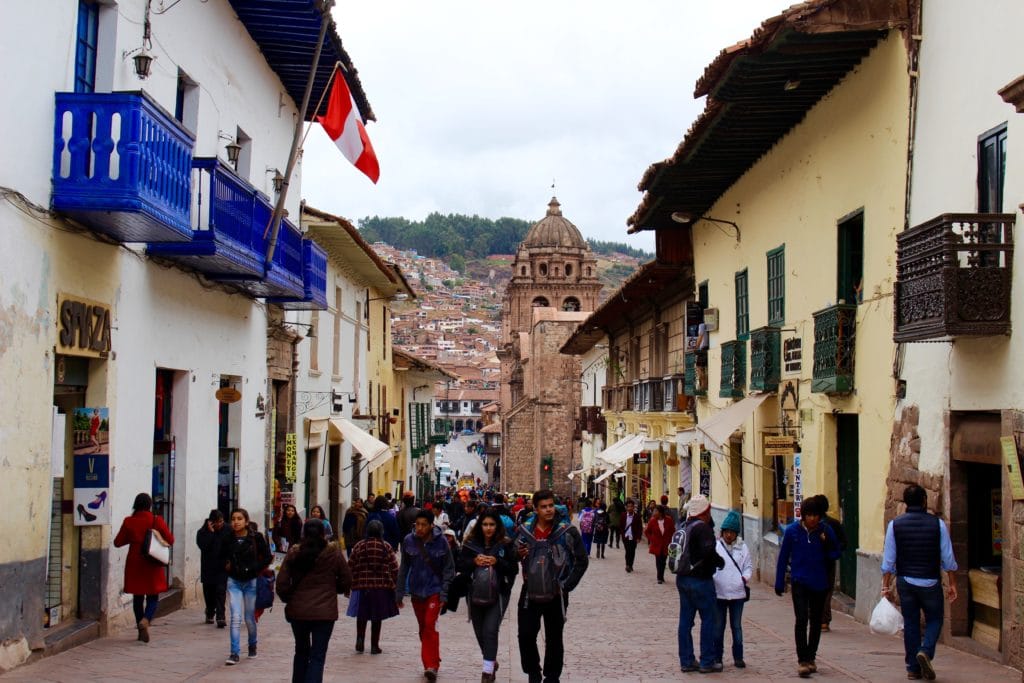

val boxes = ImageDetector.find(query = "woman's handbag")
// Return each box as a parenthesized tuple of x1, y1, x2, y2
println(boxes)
(720, 539, 749, 602)
(144, 516, 171, 566)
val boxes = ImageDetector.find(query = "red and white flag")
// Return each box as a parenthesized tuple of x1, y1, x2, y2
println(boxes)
(317, 67, 379, 183)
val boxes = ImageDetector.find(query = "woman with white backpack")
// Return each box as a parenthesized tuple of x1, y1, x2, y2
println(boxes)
(458, 509, 518, 682)
(712, 510, 753, 670)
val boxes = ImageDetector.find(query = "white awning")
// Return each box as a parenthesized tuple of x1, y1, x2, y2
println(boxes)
(675, 394, 771, 452)
(327, 417, 391, 470)
(304, 417, 329, 451)
(593, 466, 621, 484)
(594, 433, 647, 466)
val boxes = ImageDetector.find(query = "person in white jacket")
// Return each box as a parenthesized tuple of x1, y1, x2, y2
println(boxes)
(713, 510, 753, 669)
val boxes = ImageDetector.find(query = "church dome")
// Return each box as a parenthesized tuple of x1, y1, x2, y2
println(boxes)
(522, 197, 588, 249)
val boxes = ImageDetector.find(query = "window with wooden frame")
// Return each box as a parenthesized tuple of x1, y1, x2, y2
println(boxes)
(735, 269, 749, 340)
(767, 246, 785, 327)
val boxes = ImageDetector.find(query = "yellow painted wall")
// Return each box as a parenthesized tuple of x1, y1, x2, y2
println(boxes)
(693, 32, 909, 554)
(368, 296, 404, 496)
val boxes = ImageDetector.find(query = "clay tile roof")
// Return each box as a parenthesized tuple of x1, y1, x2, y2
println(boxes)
(627, 0, 910, 233)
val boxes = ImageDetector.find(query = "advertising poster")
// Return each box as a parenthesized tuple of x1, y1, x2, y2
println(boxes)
(73, 407, 110, 526)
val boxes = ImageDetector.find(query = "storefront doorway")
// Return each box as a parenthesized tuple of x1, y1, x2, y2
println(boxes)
(950, 412, 1003, 652)
(836, 414, 859, 598)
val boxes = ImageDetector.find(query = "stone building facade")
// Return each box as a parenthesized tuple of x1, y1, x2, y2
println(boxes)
(498, 198, 600, 496)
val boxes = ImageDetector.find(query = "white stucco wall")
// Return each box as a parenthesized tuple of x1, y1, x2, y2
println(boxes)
(902, 0, 1024, 474)
(0, 0, 320, 658)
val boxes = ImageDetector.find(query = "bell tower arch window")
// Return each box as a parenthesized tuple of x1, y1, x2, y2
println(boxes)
(562, 297, 581, 312)
(532, 296, 549, 307)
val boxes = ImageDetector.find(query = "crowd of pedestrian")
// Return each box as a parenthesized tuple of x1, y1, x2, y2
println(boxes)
(110, 480, 960, 682)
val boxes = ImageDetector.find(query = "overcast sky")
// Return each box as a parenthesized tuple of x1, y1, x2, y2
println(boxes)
(302, 1, 788, 253)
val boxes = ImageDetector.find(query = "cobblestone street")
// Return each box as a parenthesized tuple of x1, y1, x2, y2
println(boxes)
(4, 540, 1018, 682)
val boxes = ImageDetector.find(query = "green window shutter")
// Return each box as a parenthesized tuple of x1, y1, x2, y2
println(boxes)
(735, 269, 749, 340)
(767, 246, 785, 327)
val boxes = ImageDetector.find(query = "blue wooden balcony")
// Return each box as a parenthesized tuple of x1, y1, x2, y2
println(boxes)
(147, 158, 268, 277)
(216, 198, 304, 299)
(52, 91, 194, 242)
(267, 239, 329, 309)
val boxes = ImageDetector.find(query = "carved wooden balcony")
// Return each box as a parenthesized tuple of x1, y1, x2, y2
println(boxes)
(684, 351, 707, 397)
(749, 326, 781, 393)
(812, 304, 856, 394)
(894, 213, 1015, 342)
(719, 340, 746, 399)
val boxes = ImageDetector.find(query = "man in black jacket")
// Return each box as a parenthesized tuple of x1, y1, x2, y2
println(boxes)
(196, 509, 231, 627)
(676, 494, 726, 673)
(516, 489, 589, 683)
(397, 491, 420, 538)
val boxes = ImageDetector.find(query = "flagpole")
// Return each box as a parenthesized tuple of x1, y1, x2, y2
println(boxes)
(264, 0, 334, 268)
(297, 61, 344, 152)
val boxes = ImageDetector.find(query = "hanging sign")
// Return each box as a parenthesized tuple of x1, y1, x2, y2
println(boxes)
(633, 451, 651, 464)
(765, 434, 796, 457)
(215, 387, 242, 404)
(1000, 436, 1024, 500)
(285, 433, 297, 484)
(57, 293, 112, 358)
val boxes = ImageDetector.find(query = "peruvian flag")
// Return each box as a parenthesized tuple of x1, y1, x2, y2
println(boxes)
(317, 67, 380, 183)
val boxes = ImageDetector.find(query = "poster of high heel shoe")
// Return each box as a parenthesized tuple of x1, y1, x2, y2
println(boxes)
(73, 407, 110, 526)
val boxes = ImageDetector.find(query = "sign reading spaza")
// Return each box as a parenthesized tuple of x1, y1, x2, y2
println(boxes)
(58, 294, 112, 358)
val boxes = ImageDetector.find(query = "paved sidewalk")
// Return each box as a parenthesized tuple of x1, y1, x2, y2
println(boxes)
(3, 540, 1019, 682)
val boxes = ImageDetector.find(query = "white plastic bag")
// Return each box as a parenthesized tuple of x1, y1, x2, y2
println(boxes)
(869, 596, 904, 635)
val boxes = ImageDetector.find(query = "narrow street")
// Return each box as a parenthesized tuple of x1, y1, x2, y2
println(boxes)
(437, 434, 489, 488)
(4, 533, 1016, 682)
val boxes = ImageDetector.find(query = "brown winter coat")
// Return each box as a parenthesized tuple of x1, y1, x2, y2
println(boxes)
(276, 543, 351, 622)
(114, 511, 174, 595)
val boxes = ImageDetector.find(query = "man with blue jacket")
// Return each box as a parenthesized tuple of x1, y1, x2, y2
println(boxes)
(396, 510, 455, 682)
(775, 496, 840, 678)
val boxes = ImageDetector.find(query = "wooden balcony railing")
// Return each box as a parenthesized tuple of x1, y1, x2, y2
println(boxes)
(895, 213, 1015, 341)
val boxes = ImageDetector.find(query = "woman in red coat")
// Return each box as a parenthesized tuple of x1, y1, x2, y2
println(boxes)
(644, 504, 676, 585)
(114, 492, 174, 643)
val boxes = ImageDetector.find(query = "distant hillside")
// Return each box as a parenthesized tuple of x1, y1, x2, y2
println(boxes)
(358, 213, 651, 272)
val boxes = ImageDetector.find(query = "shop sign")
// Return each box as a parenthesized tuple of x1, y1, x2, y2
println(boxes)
(215, 387, 242, 404)
(633, 451, 651, 464)
(765, 434, 796, 457)
(57, 293, 112, 358)
(793, 452, 803, 518)
(72, 407, 110, 526)
(284, 433, 297, 484)
(1000, 436, 1024, 500)
(699, 449, 711, 496)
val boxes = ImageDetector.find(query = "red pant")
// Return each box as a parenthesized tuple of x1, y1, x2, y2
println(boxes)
(411, 594, 442, 670)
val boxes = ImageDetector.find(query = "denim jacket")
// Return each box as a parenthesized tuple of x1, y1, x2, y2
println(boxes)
(396, 526, 455, 602)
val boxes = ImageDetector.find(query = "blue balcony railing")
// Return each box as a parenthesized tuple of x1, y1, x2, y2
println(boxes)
(227, 195, 304, 298)
(268, 239, 328, 309)
(147, 158, 267, 277)
(52, 91, 194, 242)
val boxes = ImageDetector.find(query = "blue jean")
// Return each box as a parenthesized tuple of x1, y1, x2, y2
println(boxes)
(897, 578, 944, 673)
(227, 577, 258, 656)
(132, 594, 158, 624)
(677, 575, 717, 668)
(714, 598, 744, 663)
(290, 620, 335, 683)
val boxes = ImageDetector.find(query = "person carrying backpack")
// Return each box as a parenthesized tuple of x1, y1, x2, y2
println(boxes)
(459, 509, 519, 682)
(396, 510, 455, 682)
(577, 499, 596, 556)
(592, 501, 610, 559)
(515, 489, 589, 683)
(672, 495, 725, 673)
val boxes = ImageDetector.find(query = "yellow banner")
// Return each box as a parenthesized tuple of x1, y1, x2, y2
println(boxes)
(285, 433, 297, 484)
(1000, 436, 1024, 500)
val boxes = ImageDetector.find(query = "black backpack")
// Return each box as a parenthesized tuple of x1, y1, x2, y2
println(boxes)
(518, 524, 569, 603)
